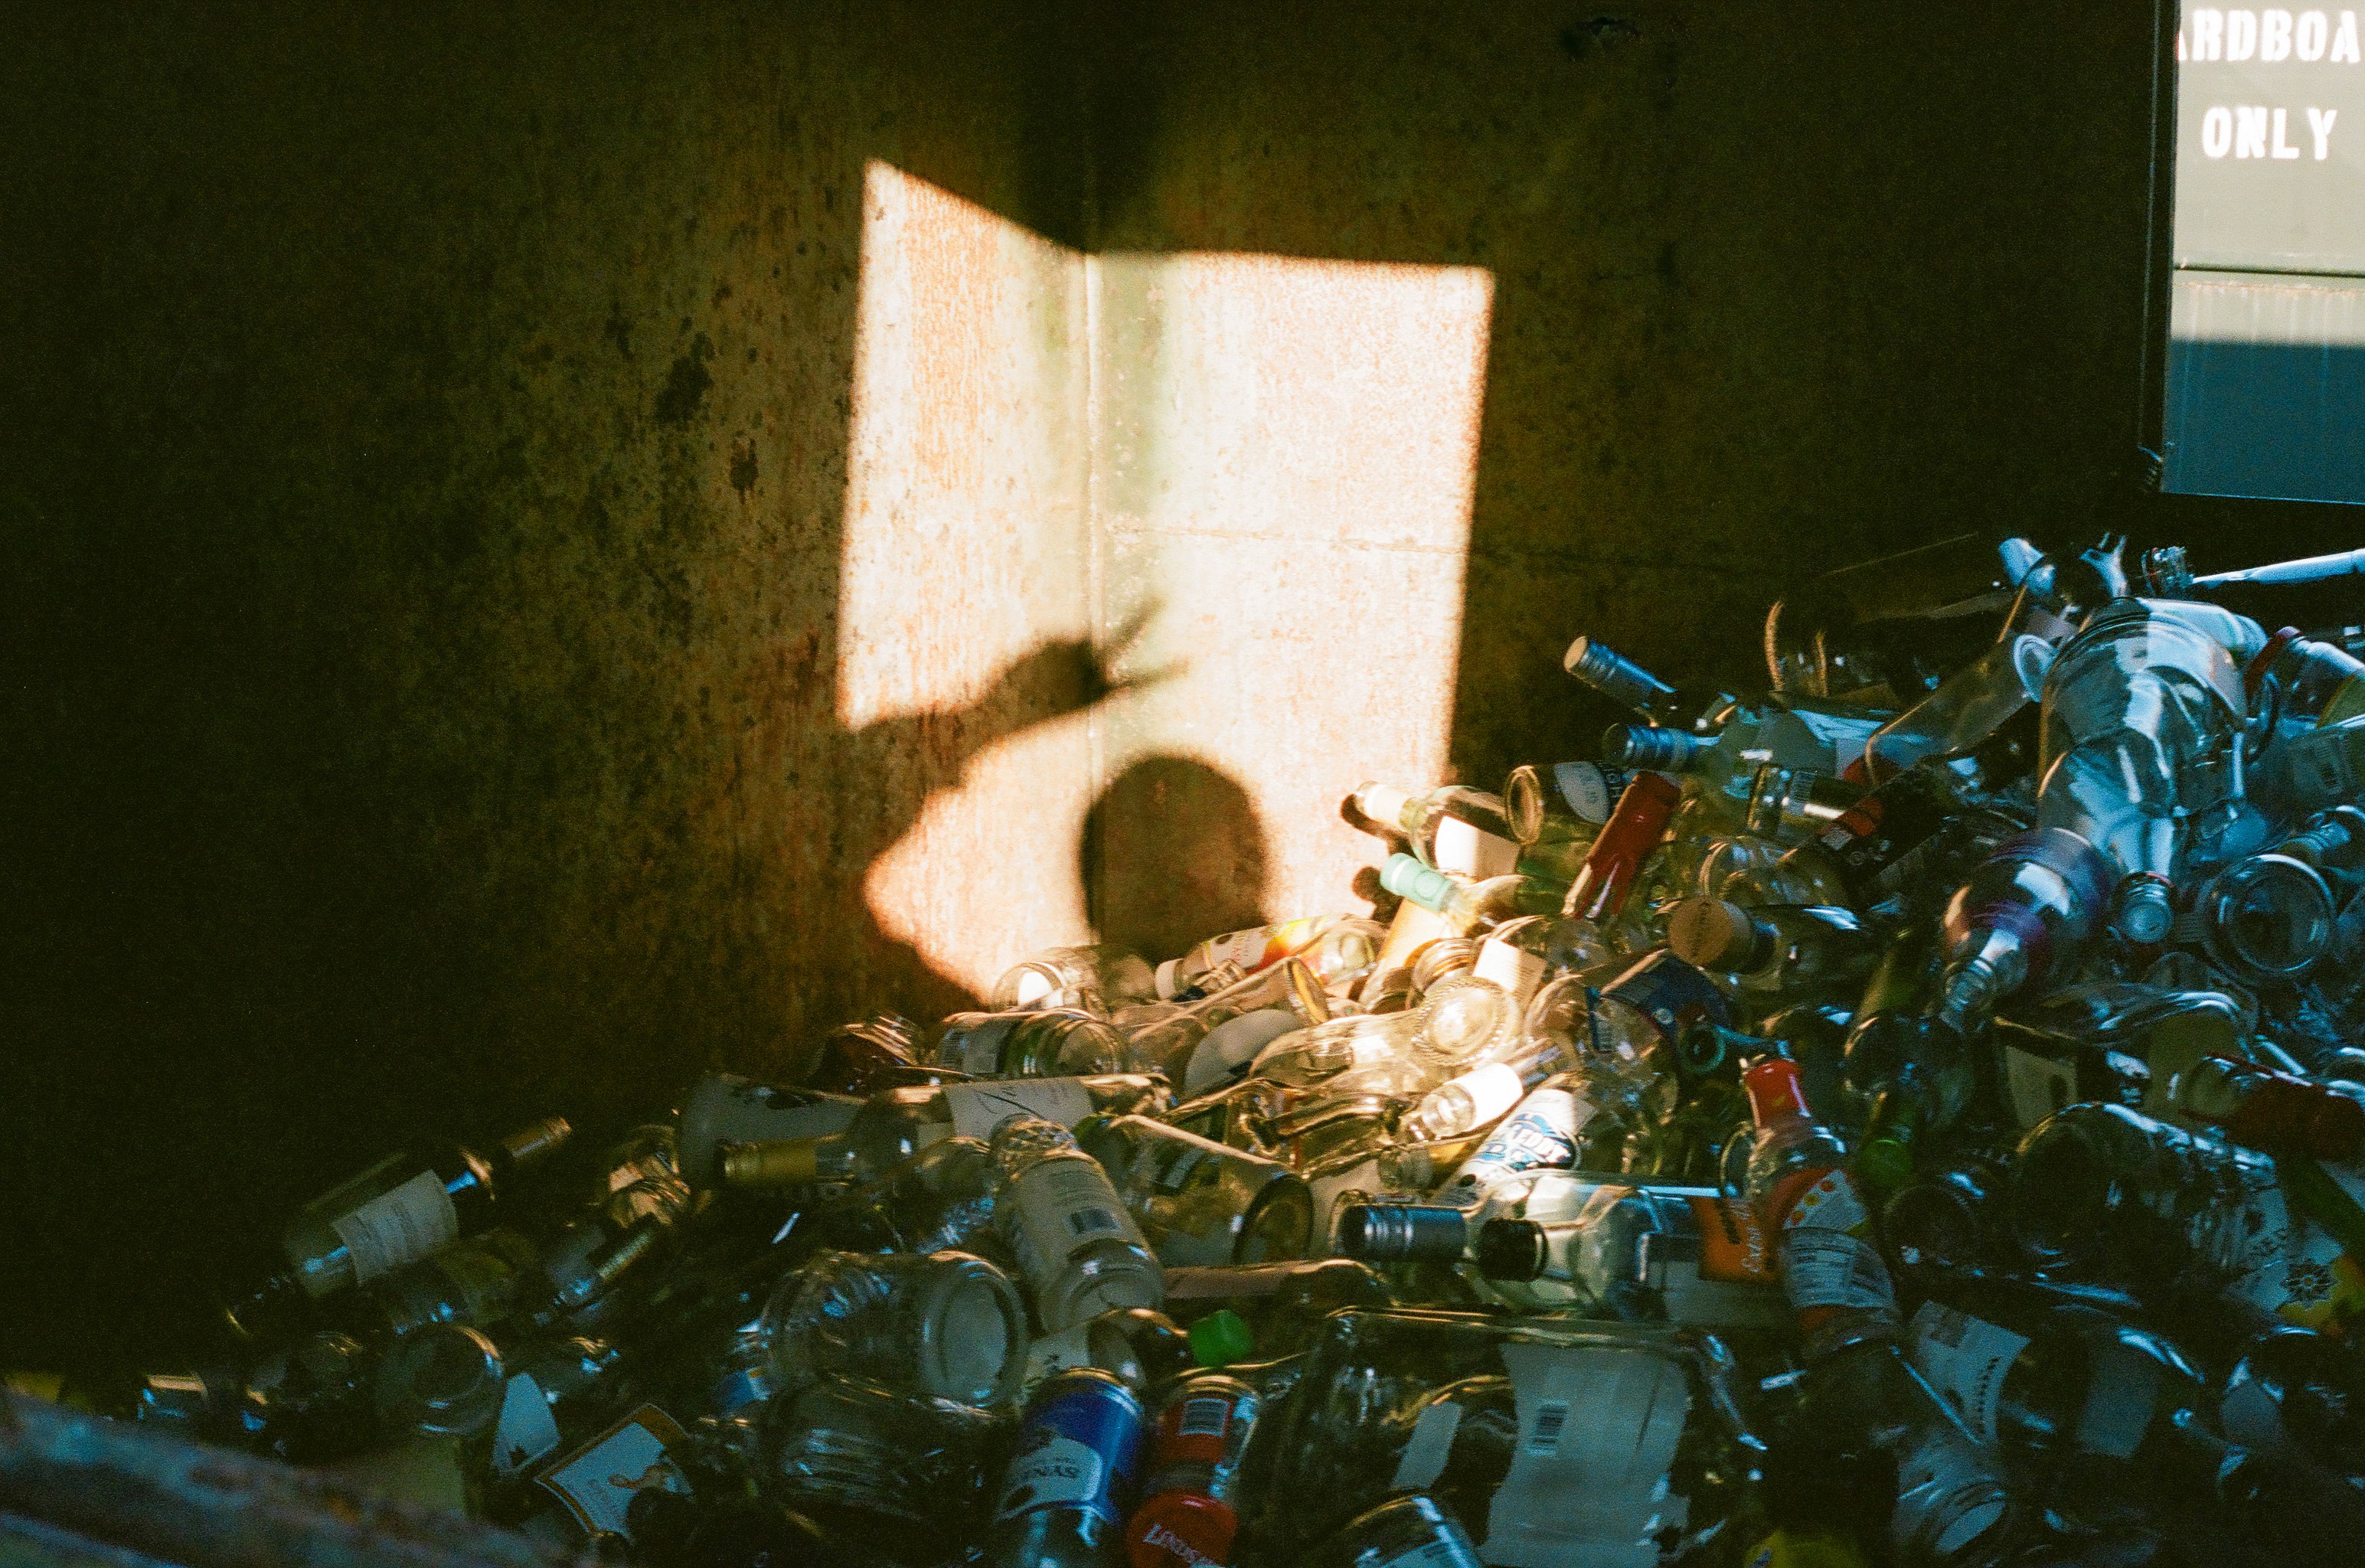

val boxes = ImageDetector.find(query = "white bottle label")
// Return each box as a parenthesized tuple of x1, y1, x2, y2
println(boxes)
(1774, 1169, 1893, 1313)
(1391, 1397, 1465, 1488)
(1479, 1343, 1690, 1568)
(1005, 1159, 1145, 1287)
(1435, 817, 1520, 878)
(1439, 1086, 1583, 1210)
(1473, 939, 1548, 1005)
(332, 1170, 459, 1285)
(1000, 1432, 1104, 1513)
(534, 1406, 690, 1539)
(492, 1373, 563, 1479)
(944, 1078, 1096, 1140)
(1908, 1302, 2029, 1446)
(2001, 1046, 2079, 1132)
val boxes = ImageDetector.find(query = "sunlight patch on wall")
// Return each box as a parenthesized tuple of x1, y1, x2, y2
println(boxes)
(837, 160, 1492, 997)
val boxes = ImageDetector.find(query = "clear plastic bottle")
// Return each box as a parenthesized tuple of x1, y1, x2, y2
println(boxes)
(991, 1114, 1166, 1331)
(759, 1249, 1027, 1411)
(1740, 1056, 1896, 1352)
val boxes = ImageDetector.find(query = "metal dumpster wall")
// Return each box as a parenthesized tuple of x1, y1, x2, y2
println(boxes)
(4, 0, 2164, 1370)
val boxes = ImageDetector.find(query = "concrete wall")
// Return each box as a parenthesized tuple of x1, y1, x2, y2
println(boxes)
(4, 0, 2175, 1365)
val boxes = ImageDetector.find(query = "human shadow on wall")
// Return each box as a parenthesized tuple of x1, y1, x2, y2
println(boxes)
(1081, 754, 1272, 965)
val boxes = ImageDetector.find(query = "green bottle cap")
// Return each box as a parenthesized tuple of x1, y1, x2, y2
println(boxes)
(1186, 1308, 1256, 1367)
(1379, 853, 1453, 913)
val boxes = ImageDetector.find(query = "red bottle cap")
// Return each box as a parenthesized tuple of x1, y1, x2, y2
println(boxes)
(2245, 627, 2305, 703)
(1128, 1491, 1239, 1568)
(1743, 1057, 1814, 1129)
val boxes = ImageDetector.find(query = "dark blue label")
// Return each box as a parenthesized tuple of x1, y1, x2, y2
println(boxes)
(1604, 950, 1732, 1041)
(995, 1381, 1143, 1524)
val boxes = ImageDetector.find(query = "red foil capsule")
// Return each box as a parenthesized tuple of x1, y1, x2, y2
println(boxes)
(1563, 770, 1682, 923)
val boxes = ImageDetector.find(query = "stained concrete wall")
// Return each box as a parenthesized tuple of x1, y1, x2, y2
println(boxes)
(4, 0, 2184, 1366)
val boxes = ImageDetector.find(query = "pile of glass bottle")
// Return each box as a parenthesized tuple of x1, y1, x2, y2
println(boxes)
(103, 537, 2365, 1567)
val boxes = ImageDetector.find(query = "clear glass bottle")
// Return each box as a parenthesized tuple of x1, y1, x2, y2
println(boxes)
(719, 1074, 1170, 1190)
(376, 1321, 505, 1443)
(761, 1377, 998, 1538)
(802, 1013, 930, 1098)
(1927, 827, 2113, 1032)
(933, 1008, 1134, 1080)
(1859, 632, 2054, 786)
(759, 1249, 1027, 1411)
(1563, 634, 1734, 729)
(1124, 1372, 1262, 1568)
(1158, 1259, 1396, 1364)
(1419, 1072, 1597, 1211)
(1666, 898, 1877, 999)
(1472, 1181, 1785, 1328)
(227, 1118, 573, 1339)
(1352, 781, 1537, 876)
(1021, 1305, 1197, 1396)
(2279, 804, 2365, 883)
(1319, 1494, 1484, 1568)
(1259, 1308, 1762, 1563)
(2249, 625, 2365, 722)
(1079, 1114, 1314, 1267)
(2009, 1102, 2291, 1303)
(1742, 763, 1867, 846)
(363, 1227, 546, 1340)
(1377, 854, 1537, 936)
(1248, 1010, 1423, 1089)
(1562, 770, 1684, 923)
(991, 1113, 1165, 1331)
(1405, 972, 1521, 1077)
(1777, 763, 1961, 906)
(2174, 1053, 2365, 1160)
(991, 946, 1158, 1014)
(2178, 851, 2338, 981)
(984, 1367, 1146, 1568)
(675, 1072, 861, 1189)
(1155, 915, 1375, 1001)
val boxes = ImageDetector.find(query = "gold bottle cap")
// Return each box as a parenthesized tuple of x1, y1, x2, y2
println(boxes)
(720, 1138, 822, 1188)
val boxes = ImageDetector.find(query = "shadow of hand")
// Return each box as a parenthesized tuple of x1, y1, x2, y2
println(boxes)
(981, 599, 1185, 724)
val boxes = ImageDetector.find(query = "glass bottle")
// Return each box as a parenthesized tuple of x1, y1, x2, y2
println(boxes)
(991, 1114, 1165, 1332)
(362, 1227, 546, 1340)
(1259, 1308, 1761, 1563)
(1249, 1011, 1423, 1089)
(933, 1009, 1134, 1080)
(2173, 1054, 2365, 1161)
(1926, 827, 2113, 1033)
(992, 946, 1158, 1014)
(803, 1014, 933, 1097)
(227, 1118, 573, 1339)
(2249, 626, 2365, 723)
(1562, 770, 1683, 923)
(1419, 1072, 1596, 1211)
(1352, 781, 1537, 877)
(760, 1377, 998, 1541)
(1501, 763, 1614, 889)
(1319, 1494, 1484, 1568)
(870, 1135, 1003, 1256)
(376, 1321, 505, 1444)
(1123, 959, 1330, 1094)
(759, 1249, 1027, 1412)
(2178, 851, 2338, 981)
(1022, 1306, 1197, 1396)
(1778, 763, 1961, 906)
(1158, 1259, 1395, 1363)
(1472, 1181, 1786, 1329)
(2279, 804, 2365, 883)
(1124, 1372, 1262, 1568)
(1666, 899, 1877, 1000)
(1743, 763, 1867, 846)
(985, 1367, 1146, 1568)
(2009, 1102, 2291, 1302)
(1740, 1056, 1896, 1353)
(1563, 634, 1733, 729)
(1155, 914, 1375, 1001)
(718, 1074, 1169, 1190)
(1405, 972, 1521, 1077)
(675, 1073, 860, 1189)
(1858, 633, 2054, 786)
(1079, 1115, 1314, 1267)
(1377, 855, 1536, 937)
(1903, 1273, 2207, 1503)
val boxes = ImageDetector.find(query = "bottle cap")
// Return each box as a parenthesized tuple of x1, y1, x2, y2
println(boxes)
(1186, 1309, 1256, 1368)
(1602, 724, 1704, 771)
(1474, 1219, 1548, 1281)
(1352, 782, 1415, 832)
(720, 1138, 822, 1188)
(1743, 1057, 1814, 1129)
(1853, 1135, 1916, 1193)
(1335, 1204, 1468, 1264)
(1379, 854, 1455, 913)
(1666, 897, 1759, 971)
(1127, 1490, 1241, 1568)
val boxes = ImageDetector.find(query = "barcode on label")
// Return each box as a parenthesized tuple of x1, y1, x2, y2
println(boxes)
(1178, 1397, 1230, 1439)
(1067, 1207, 1123, 1237)
(1527, 1400, 1569, 1456)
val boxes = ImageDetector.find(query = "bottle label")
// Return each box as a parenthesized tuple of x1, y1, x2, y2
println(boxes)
(1390, 1397, 1463, 1488)
(1435, 817, 1521, 877)
(1765, 1167, 1893, 1314)
(1439, 1087, 1583, 1209)
(1480, 1343, 1691, 1567)
(1684, 1194, 1778, 1285)
(1005, 1159, 1145, 1288)
(1473, 938, 1548, 1004)
(332, 1170, 459, 1285)
(946, 1015, 1025, 1077)
(996, 1386, 1141, 1524)
(492, 1373, 563, 1478)
(1601, 952, 1731, 1044)
(1176, 1395, 1233, 1440)
(1907, 1302, 2028, 1445)
(945, 1078, 1096, 1140)
(2001, 1044, 2079, 1132)
(1812, 772, 1952, 890)
(534, 1404, 690, 1540)
(1024, 1322, 1097, 1386)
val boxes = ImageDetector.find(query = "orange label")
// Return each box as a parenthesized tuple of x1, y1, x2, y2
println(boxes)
(1687, 1194, 1778, 1285)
